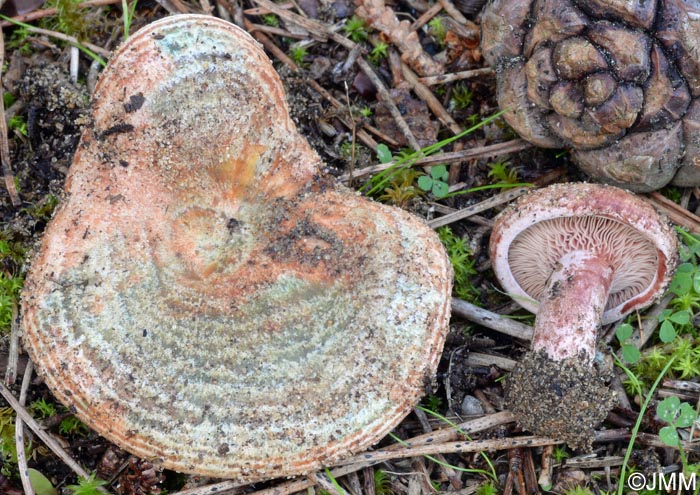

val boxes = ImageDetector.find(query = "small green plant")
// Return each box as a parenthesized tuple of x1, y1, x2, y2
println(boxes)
(671, 341, 700, 378)
(28, 468, 57, 495)
(616, 323, 642, 364)
(487, 160, 519, 186)
(614, 336, 688, 494)
(23, 195, 59, 222)
(563, 486, 595, 495)
(0, 234, 26, 266)
(376, 143, 393, 164)
(378, 167, 422, 207)
(427, 17, 447, 46)
(451, 84, 474, 110)
(552, 445, 570, 463)
(30, 398, 57, 419)
(421, 394, 442, 412)
(289, 45, 308, 66)
(343, 16, 369, 43)
(475, 480, 498, 495)
(363, 111, 510, 198)
(417, 164, 449, 198)
(121, 0, 138, 41)
(369, 42, 389, 64)
(661, 185, 683, 203)
(437, 226, 479, 301)
(466, 113, 480, 126)
(656, 395, 698, 476)
(8, 115, 27, 137)
(0, 272, 23, 333)
(359, 106, 372, 118)
(0, 407, 18, 471)
(340, 141, 356, 160)
(261, 13, 279, 27)
(6, 26, 32, 56)
(657, 308, 691, 343)
(1, 14, 106, 66)
(374, 469, 392, 495)
(666, 231, 700, 326)
(631, 337, 700, 391)
(614, 229, 700, 396)
(41, 0, 91, 39)
(657, 396, 696, 448)
(65, 472, 107, 495)
(59, 415, 90, 436)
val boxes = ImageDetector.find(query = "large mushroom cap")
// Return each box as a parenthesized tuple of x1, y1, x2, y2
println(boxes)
(21, 15, 452, 480)
(489, 183, 678, 325)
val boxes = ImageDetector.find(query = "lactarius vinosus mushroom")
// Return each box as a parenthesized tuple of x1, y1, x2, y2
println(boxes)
(21, 14, 452, 480)
(489, 183, 678, 449)
(481, 0, 700, 192)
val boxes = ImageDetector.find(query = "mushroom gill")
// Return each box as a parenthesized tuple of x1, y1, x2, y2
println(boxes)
(21, 15, 452, 480)
(509, 215, 660, 318)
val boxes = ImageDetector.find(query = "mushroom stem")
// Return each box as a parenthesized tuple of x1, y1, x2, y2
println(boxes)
(532, 251, 613, 363)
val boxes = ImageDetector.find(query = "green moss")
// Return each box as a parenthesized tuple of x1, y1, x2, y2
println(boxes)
(450, 83, 474, 110)
(58, 416, 90, 437)
(0, 272, 23, 334)
(8, 115, 27, 137)
(40, 0, 92, 39)
(343, 16, 369, 43)
(428, 17, 447, 46)
(288, 45, 308, 66)
(438, 226, 478, 301)
(65, 473, 107, 495)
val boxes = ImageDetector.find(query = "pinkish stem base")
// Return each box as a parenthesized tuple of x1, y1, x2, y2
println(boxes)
(532, 251, 614, 362)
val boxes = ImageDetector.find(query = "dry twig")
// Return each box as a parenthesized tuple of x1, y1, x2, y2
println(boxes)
(339, 139, 532, 182)
(428, 186, 530, 229)
(465, 352, 517, 371)
(0, 380, 95, 481)
(339, 435, 562, 465)
(418, 68, 494, 86)
(537, 444, 554, 490)
(354, 0, 443, 76)
(15, 362, 34, 495)
(174, 411, 517, 495)
(451, 298, 533, 341)
(0, 27, 20, 206)
(644, 191, 700, 234)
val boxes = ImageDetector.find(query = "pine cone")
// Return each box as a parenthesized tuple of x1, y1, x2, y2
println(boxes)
(481, 0, 700, 191)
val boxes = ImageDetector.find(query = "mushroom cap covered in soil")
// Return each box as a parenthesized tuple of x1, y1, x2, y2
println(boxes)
(489, 182, 678, 449)
(481, 0, 700, 191)
(21, 15, 452, 480)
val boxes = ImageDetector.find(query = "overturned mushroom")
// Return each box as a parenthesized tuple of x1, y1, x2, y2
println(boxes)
(21, 15, 452, 480)
(481, 0, 700, 191)
(489, 183, 678, 449)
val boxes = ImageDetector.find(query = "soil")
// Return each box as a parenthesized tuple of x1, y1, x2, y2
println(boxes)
(504, 350, 616, 452)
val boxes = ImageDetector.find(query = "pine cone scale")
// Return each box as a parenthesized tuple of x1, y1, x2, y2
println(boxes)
(481, 0, 700, 190)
